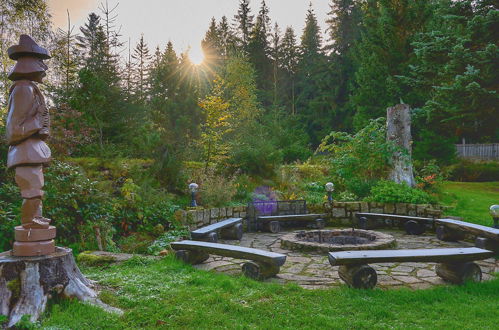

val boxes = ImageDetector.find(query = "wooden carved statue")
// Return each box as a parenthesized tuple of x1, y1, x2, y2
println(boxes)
(1, 35, 121, 327)
(6, 34, 55, 256)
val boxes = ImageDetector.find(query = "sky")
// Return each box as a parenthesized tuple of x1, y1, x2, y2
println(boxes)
(47, 0, 331, 64)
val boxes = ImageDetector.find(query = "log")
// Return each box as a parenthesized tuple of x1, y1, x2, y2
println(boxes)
(386, 104, 416, 187)
(315, 219, 325, 229)
(338, 264, 377, 289)
(435, 219, 499, 241)
(329, 247, 493, 266)
(267, 221, 281, 233)
(198, 232, 218, 243)
(436, 225, 465, 242)
(435, 262, 482, 284)
(404, 220, 426, 235)
(174, 250, 210, 265)
(475, 237, 499, 254)
(220, 223, 243, 240)
(0, 247, 122, 327)
(242, 261, 280, 280)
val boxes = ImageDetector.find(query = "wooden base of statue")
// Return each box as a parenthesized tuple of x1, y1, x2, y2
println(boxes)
(12, 226, 56, 257)
(0, 247, 122, 327)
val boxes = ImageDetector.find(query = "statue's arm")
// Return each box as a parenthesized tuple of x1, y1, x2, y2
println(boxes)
(6, 85, 41, 145)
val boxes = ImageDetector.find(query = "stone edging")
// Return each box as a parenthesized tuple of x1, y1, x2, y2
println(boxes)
(176, 202, 446, 231)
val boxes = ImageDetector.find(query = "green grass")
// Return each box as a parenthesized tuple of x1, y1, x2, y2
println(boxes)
(32, 182, 499, 329)
(40, 256, 498, 329)
(438, 181, 499, 226)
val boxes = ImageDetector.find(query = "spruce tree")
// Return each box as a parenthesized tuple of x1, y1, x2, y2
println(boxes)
(132, 35, 152, 103)
(279, 27, 299, 114)
(233, 0, 254, 50)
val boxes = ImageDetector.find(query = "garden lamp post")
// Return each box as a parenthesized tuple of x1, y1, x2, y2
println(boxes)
(189, 182, 199, 207)
(325, 182, 334, 203)
(490, 205, 499, 229)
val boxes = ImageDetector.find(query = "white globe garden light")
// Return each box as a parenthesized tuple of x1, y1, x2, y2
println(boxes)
(189, 183, 199, 207)
(490, 205, 499, 228)
(325, 182, 334, 202)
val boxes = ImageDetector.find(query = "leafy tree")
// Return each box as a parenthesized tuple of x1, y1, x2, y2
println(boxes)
(198, 78, 232, 170)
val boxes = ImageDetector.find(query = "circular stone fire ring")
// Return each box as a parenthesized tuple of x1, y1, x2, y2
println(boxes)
(280, 229, 396, 253)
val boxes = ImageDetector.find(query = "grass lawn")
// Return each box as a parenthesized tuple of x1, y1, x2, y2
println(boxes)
(438, 181, 499, 226)
(25, 181, 499, 329)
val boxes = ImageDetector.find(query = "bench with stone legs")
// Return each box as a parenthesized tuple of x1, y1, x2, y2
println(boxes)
(328, 247, 494, 289)
(171, 240, 286, 280)
(435, 218, 499, 253)
(191, 218, 243, 243)
(356, 213, 434, 235)
(257, 214, 326, 233)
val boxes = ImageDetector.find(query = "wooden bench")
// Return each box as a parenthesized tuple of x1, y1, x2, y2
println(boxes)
(328, 247, 494, 289)
(171, 240, 286, 280)
(435, 218, 499, 252)
(191, 218, 243, 242)
(356, 213, 434, 235)
(257, 214, 326, 233)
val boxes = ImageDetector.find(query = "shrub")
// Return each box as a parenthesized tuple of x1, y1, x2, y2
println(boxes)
(447, 160, 499, 182)
(366, 180, 436, 204)
(147, 227, 190, 255)
(318, 118, 392, 198)
(196, 168, 238, 207)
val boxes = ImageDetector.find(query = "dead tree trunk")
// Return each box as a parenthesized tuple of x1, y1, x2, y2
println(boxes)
(0, 247, 122, 327)
(386, 104, 415, 187)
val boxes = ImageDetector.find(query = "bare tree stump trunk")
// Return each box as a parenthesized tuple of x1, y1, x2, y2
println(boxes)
(0, 247, 122, 327)
(387, 104, 415, 187)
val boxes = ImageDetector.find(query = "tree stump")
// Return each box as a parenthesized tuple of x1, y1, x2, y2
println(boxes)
(404, 220, 426, 235)
(435, 262, 482, 284)
(338, 264, 378, 289)
(220, 223, 243, 240)
(241, 261, 280, 280)
(436, 226, 465, 242)
(386, 104, 415, 187)
(199, 232, 218, 243)
(0, 247, 122, 327)
(267, 221, 281, 233)
(174, 250, 209, 265)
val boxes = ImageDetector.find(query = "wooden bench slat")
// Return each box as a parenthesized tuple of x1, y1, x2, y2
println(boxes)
(435, 219, 499, 240)
(356, 213, 434, 223)
(191, 218, 242, 237)
(171, 240, 286, 267)
(257, 214, 325, 222)
(329, 247, 493, 266)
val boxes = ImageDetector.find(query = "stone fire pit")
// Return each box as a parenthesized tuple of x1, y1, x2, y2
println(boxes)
(280, 229, 396, 253)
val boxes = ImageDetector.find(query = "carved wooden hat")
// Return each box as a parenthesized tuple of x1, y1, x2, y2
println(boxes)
(8, 34, 51, 60)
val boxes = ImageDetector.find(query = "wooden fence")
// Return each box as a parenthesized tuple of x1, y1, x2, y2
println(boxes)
(455, 144, 499, 160)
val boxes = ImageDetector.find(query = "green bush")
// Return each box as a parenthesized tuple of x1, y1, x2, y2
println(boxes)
(318, 118, 392, 198)
(147, 227, 190, 255)
(447, 160, 499, 182)
(366, 180, 436, 204)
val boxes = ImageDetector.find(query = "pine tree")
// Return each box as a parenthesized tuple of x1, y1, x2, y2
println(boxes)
(300, 3, 322, 58)
(270, 23, 281, 106)
(233, 0, 254, 50)
(247, 0, 272, 104)
(201, 17, 222, 68)
(132, 35, 152, 103)
(280, 27, 299, 114)
(349, 0, 432, 129)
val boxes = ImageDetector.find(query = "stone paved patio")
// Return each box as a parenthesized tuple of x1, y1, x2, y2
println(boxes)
(194, 228, 498, 290)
